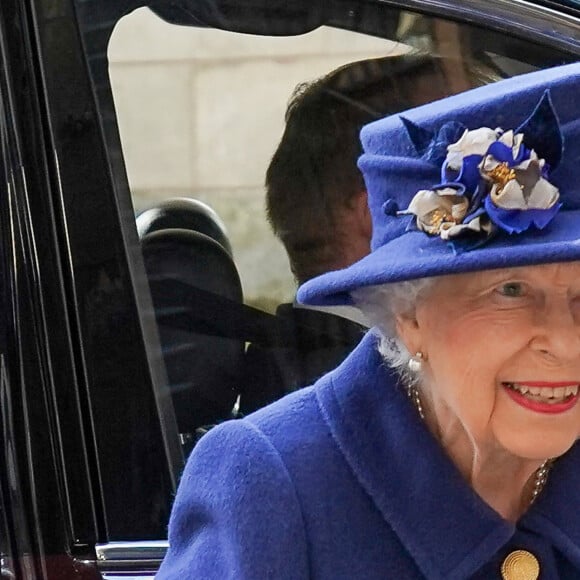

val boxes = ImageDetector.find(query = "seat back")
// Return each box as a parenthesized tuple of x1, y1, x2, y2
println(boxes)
(241, 305, 366, 413)
(142, 229, 244, 435)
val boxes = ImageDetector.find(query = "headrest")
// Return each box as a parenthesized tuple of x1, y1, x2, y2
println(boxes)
(137, 198, 233, 257)
(142, 228, 241, 300)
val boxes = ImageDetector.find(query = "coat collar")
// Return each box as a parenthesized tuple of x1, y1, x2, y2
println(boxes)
(521, 443, 580, 568)
(315, 331, 580, 579)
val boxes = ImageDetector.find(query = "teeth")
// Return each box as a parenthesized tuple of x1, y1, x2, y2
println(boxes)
(508, 383, 579, 400)
(553, 387, 566, 398)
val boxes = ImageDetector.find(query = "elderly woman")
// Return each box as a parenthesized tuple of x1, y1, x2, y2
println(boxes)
(157, 62, 580, 580)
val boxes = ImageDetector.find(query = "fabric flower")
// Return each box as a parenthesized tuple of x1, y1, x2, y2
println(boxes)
(480, 131, 560, 233)
(402, 123, 561, 243)
(404, 187, 469, 236)
(486, 158, 559, 210)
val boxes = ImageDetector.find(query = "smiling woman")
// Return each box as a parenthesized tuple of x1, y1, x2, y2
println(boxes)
(356, 263, 580, 522)
(158, 62, 580, 580)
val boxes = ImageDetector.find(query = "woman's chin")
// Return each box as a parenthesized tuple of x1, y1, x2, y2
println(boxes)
(494, 427, 579, 462)
(490, 392, 580, 460)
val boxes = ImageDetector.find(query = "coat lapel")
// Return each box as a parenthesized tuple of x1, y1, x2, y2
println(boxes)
(315, 331, 514, 579)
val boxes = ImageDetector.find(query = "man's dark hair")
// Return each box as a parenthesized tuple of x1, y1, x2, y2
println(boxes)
(266, 55, 498, 284)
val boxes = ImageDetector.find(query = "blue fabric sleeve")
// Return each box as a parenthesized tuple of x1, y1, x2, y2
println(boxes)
(156, 419, 309, 579)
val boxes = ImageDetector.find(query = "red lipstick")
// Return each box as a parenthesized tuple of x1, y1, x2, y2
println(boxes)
(514, 381, 579, 388)
(503, 383, 579, 414)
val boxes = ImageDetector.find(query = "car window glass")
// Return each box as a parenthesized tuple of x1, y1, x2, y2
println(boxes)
(108, 8, 573, 311)
(0, 139, 14, 579)
(109, 13, 403, 309)
(0, 423, 16, 580)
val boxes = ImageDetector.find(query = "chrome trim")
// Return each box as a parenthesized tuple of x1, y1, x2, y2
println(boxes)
(379, 0, 580, 51)
(95, 541, 168, 562)
(103, 572, 154, 580)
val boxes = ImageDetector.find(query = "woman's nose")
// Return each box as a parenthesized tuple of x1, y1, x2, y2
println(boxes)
(531, 300, 580, 362)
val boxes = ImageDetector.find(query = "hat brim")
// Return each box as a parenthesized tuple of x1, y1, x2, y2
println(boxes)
(297, 209, 580, 306)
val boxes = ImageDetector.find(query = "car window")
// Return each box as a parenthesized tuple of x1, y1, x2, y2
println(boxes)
(108, 7, 576, 311)
(110, 16, 408, 309)
(73, 0, 579, 553)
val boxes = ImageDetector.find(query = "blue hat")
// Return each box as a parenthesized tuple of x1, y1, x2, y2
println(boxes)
(298, 62, 580, 307)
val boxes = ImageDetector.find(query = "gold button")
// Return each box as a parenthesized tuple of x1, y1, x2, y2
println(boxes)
(501, 550, 540, 580)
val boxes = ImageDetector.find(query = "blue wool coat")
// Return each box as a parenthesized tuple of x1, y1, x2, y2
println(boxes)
(156, 332, 580, 579)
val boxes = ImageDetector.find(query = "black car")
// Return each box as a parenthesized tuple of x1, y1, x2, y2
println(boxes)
(0, 0, 578, 577)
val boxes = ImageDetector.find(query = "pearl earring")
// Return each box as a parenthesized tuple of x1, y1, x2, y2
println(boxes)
(408, 352, 424, 373)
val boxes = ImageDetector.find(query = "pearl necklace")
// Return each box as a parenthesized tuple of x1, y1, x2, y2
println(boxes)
(406, 384, 552, 506)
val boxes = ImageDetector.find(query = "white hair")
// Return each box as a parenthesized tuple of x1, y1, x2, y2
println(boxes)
(351, 278, 437, 386)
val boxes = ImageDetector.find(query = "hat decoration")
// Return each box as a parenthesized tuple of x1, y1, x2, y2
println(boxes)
(398, 91, 563, 252)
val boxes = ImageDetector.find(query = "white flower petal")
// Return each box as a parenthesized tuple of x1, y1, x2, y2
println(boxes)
(490, 180, 526, 209)
(514, 158, 534, 171)
(514, 153, 543, 172)
(446, 127, 498, 169)
(498, 129, 515, 148)
(407, 190, 446, 216)
(481, 155, 500, 173)
(440, 215, 491, 240)
(436, 187, 464, 198)
(512, 133, 525, 160)
(446, 151, 466, 171)
(526, 179, 560, 209)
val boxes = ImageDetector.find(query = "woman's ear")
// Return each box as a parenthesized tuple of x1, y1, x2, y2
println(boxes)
(395, 309, 422, 355)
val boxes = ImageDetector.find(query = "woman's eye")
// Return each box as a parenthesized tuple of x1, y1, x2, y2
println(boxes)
(498, 282, 525, 297)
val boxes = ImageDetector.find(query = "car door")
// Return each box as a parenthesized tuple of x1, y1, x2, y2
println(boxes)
(0, 0, 179, 577)
(0, 1, 104, 578)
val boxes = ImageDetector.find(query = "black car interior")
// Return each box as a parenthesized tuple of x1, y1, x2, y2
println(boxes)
(140, 198, 368, 440)
(142, 228, 244, 435)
